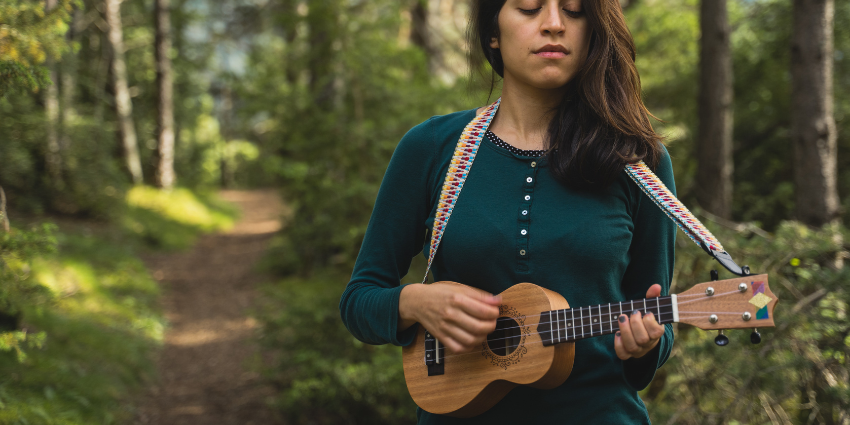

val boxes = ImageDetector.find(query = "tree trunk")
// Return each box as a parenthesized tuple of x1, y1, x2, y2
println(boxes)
(59, 6, 79, 153)
(44, 0, 63, 188)
(695, 0, 733, 219)
(307, 0, 337, 109)
(792, 0, 838, 228)
(105, 0, 143, 185)
(154, 0, 175, 189)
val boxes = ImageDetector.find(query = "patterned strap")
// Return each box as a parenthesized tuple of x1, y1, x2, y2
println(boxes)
(421, 99, 500, 283)
(422, 98, 745, 283)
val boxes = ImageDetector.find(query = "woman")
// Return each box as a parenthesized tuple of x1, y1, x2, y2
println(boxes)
(340, 0, 674, 423)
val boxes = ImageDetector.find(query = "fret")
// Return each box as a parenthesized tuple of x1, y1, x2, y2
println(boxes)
(570, 309, 575, 342)
(556, 309, 561, 344)
(579, 308, 584, 339)
(643, 298, 647, 316)
(619, 302, 624, 331)
(656, 297, 660, 321)
(607, 303, 612, 334)
(597, 305, 602, 336)
(559, 309, 564, 343)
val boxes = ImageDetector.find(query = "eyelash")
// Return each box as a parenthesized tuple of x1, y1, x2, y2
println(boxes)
(519, 8, 584, 18)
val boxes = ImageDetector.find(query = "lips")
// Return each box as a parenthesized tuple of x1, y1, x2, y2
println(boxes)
(534, 44, 569, 58)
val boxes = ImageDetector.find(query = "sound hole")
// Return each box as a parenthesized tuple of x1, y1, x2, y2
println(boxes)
(487, 316, 521, 356)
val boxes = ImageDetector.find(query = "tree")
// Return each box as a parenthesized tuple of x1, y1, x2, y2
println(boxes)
(695, 0, 733, 219)
(105, 0, 143, 185)
(791, 0, 839, 228)
(44, 0, 63, 188)
(155, 0, 176, 189)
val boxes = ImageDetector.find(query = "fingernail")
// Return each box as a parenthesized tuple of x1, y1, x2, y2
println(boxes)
(632, 310, 640, 316)
(647, 312, 654, 319)
(618, 315, 626, 323)
(616, 331, 621, 337)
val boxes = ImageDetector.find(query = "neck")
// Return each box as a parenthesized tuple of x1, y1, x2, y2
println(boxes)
(537, 296, 677, 346)
(488, 75, 568, 151)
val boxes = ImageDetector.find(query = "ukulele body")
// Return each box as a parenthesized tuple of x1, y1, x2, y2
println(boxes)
(401, 281, 575, 417)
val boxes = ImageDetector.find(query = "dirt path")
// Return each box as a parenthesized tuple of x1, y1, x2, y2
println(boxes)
(135, 190, 285, 425)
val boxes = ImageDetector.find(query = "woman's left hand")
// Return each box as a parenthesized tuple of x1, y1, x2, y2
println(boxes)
(614, 284, 665, 360)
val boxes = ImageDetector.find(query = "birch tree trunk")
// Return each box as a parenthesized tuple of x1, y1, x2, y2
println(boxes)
(791, 0, 839, 228)
(154, 0, 175, 189)
(44, 0, 63, 188)
(696, 0, 733, 219)
(105, 0, 143, 185)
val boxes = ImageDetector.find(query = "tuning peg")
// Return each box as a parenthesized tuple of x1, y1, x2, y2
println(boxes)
(742, 265, 751, 276)
(715, 330, 729, 346)
(750, 329, 761, 344)
(710, 269, 719, 281)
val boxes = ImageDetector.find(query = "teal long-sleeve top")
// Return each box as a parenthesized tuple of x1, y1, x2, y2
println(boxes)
(339, 107, 676, 424)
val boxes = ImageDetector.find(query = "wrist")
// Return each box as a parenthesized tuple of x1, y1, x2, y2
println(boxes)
(398, 283, 424, 331)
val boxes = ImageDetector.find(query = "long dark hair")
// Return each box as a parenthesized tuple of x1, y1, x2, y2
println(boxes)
(468, 0, 663, 190)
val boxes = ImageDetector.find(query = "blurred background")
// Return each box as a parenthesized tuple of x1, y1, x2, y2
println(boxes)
(1, 0, 849, 423)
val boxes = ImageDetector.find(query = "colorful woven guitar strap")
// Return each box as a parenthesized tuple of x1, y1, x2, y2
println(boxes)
(422, 98, 745, 284)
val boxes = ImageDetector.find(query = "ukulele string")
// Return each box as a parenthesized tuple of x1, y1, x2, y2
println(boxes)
(423, 309, 744, 362)
(422, 290, 747, 355)
(425, 304, 748, 361)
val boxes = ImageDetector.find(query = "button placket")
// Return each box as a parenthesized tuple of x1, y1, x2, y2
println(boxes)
(517, 161, 539, 271)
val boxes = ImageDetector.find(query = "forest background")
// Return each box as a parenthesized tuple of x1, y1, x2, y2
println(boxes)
(1, 0, 849, 424)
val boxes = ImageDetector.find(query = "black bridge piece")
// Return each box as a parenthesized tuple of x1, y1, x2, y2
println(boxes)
(424, 331, 444, 376)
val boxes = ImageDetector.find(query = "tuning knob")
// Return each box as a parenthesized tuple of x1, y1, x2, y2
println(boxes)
(715, 330, 729, 346)
(710, 269, 719, 281)
(750, 329, 761, 344)
(742, 265, 751, 276)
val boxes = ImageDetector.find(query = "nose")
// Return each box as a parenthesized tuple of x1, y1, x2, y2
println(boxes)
(540, 5, 566, 35)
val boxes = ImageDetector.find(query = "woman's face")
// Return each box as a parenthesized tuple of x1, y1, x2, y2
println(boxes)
(491, 0, 591, 90)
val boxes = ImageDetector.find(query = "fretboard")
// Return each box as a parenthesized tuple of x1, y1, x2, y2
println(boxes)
(537, 296, 676, 346)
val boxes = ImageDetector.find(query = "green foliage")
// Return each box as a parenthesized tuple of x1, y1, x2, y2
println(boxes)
(240, 0, 484, 275)
(121, 186, 237, 249)
(256, 273, 416, 425)
(0, 229, 164, 425)
(0, 0, 77, 96)
(647, 220, 849, 424)
(626, 0, 850, 229)
(0, 224, 57, 362)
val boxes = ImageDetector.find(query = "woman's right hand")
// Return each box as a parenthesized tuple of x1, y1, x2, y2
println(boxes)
(398, 282, 502, 354)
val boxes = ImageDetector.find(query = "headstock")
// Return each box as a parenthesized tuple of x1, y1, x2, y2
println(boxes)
(675, 274, 777, 331)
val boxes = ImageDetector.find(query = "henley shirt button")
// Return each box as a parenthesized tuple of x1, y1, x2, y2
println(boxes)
(531, 161, 537, 168)
(525, 195, 531, 201)
(526, 177, 533, 183)
(519, 249, 527, 256)
(521, 229, 528, 235)
(522, 210, 528, 215)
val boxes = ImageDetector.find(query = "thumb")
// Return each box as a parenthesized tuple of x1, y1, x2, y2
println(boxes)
(645, 284, 662, 298)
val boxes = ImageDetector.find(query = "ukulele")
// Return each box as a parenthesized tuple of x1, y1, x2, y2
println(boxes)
(401, 274, 777, 417)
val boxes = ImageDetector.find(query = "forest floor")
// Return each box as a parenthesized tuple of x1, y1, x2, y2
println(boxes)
(134, 190, 286, 425)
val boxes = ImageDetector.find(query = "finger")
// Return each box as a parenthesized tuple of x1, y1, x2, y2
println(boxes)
(614, 331, 631, 360)
(645, 284, 662, 299)
(617, 313, 639, 353)
(630, 310, 650, 346)
(440, 323, 480, 351)
(458, 285, 502, 305)
(444, 306, 497, 337)
(643, 312, 665, 340)
(454, 296, 501, 321)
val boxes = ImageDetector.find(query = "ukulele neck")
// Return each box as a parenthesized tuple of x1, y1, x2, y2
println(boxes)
(537, 296, 677, 346)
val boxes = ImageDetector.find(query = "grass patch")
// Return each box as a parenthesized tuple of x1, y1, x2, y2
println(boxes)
(0, 229, 164, 425)
(122, 186, 238, 250)
(255, 272, 417, 425)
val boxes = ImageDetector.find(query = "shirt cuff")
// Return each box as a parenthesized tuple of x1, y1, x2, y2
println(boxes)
(622, 340, 663, 391)
(391, 284, 420, 347)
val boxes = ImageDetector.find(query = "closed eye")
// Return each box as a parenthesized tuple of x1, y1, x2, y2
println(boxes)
(564, 9, 584, 18)
(519, 7, 541, 15)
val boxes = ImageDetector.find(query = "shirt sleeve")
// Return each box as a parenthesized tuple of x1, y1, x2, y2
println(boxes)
(619, 146, 677, 391)
(338, 118, 439, 347)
